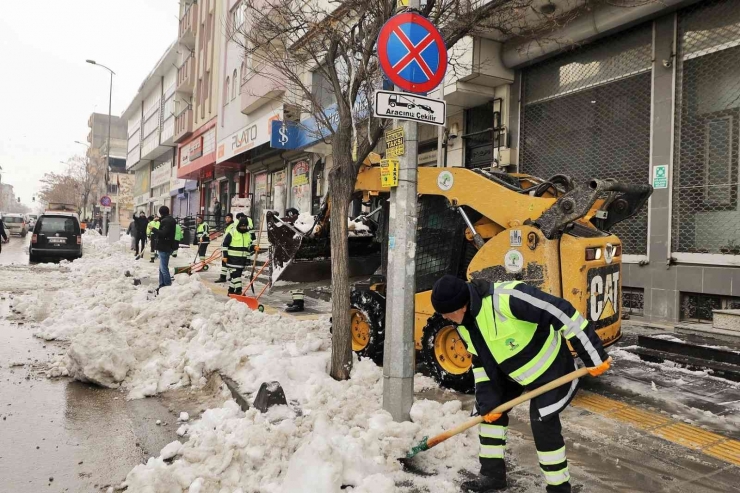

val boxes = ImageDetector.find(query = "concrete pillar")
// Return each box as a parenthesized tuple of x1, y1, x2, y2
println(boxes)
(643, 14, 679, 323)
(382, 0, 420, 422)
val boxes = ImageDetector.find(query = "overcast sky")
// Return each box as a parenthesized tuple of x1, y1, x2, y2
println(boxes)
(0, 0, 178, 209)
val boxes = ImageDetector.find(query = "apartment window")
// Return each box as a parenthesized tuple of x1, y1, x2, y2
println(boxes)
(232, 69, 237, 100)
(224, 76, 230, 106)
(240, 61, 246, 92)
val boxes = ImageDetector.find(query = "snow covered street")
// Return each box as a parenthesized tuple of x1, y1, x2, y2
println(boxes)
(2, 234, 740, 492)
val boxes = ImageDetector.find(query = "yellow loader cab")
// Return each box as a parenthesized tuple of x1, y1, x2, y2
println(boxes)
(347, 166, 652, 393)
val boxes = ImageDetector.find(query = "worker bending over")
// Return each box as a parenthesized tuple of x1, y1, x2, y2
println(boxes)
(431, 275, 611, 493)
(222, 218, 254, 295)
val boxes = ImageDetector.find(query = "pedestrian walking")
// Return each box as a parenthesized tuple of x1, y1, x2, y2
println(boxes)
(151, 206, 177, 291)
(134, 212, 148, 258)
(213, 198, 222, 230)
(126, 215, 137, 251)
(0, 216, 7, 253)
(147, 215, 160, 263)
(430, 275, 611, 493)
(194, 215, 210, 263)
(222, 217, 254, 295)
(215, 213, 235, 284)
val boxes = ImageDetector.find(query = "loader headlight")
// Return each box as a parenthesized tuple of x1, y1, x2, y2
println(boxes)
(585, 247, 602, 261)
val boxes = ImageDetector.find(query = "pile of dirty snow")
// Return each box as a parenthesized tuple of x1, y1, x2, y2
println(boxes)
(10, 232, 485, 492)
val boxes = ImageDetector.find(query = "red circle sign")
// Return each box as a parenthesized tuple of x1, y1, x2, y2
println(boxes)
(377, 13, 448, 94)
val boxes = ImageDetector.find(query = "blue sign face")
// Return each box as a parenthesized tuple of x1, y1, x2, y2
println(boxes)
(270, 93, 372, 150)
(386, 23, 442, 84)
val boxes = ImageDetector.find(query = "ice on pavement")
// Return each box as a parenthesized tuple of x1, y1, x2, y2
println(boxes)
(10, 232, 483, 492)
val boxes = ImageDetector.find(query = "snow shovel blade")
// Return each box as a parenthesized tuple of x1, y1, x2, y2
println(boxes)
(174, 266, 192, 275)
(401, 366, 593, 462)
(266, 211, 303, 285)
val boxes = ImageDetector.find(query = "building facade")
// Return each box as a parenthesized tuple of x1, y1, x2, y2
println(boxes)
(87, 112, 129, 223)
(175, 0, 223, 219)
(437, 0, 740, 325)
(122, 42, 182, 218)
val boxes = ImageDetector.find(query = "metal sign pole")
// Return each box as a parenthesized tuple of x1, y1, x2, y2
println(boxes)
(382, 0, 421, 422)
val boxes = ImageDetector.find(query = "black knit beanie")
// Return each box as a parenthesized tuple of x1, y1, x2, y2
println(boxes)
(431, 275, 470, 314)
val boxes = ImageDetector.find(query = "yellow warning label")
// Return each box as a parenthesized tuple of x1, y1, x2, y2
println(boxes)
(380, 158, 399, 188)
(385, 127, 405, 158)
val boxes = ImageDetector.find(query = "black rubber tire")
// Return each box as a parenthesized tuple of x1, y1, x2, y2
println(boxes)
(29, 253, 40, 263)
(349, 289, 386, 366)
(420, 314, 474, 394)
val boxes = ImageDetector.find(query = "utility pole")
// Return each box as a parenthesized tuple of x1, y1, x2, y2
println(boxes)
(86, 60, 115, 236)
(382, 0, 420, 422)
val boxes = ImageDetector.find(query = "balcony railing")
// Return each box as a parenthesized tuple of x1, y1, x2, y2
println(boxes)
(174, 108, 194, 143)
(177, 54, 196, 94)
(178, 5, 197, 47)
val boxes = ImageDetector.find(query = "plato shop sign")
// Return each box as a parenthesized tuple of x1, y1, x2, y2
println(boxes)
(217, 106, 282, 163)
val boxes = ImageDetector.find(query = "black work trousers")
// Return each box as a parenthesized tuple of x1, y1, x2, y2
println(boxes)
(479, 378, 571, 493)
(135, 236, 147, 256)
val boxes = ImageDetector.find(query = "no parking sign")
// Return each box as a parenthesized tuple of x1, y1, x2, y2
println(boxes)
(377, 12, 448, 94)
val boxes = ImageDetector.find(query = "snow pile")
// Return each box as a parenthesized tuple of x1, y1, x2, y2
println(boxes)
(10, 230, 482, 492)
(293, 212, 317, 234)
(123, 360, 479, 493)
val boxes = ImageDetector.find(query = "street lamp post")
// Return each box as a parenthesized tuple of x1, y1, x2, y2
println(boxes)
(86, 59, 115, 236)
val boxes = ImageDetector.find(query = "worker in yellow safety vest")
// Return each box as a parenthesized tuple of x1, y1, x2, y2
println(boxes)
(222, 218, 254, 295)
(431, 275, 611, 493)
(215, 213, 235, 283)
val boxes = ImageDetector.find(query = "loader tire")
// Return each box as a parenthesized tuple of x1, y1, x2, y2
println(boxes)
(349, 289, 386, 366)
(420, 314, 474, 394)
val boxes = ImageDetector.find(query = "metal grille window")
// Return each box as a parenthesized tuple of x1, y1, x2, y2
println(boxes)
(520, 24, 652, 255)
(673, 0, 740, 255)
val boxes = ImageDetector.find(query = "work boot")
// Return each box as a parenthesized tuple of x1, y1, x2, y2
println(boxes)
(234, 288, 242, 296)
(215, 276, 227, 283)
(150, 258, 155, 263)
(285, 300, 295, 307)
(285, 299, 304, 313)
(228, 287, 235, 295)
(461, 475, 507, 492)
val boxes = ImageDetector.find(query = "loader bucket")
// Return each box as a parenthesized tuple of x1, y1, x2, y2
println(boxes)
(266, 211, 382, 285)
(266, 211, 304, 284)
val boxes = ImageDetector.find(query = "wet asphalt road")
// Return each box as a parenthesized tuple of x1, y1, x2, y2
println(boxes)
(0, 237, 220, 492)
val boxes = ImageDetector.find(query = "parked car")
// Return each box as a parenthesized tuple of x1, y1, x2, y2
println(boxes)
(29, 212, 83, 262)
(26, 214, 38, 229)
(3, 213, 28, 237)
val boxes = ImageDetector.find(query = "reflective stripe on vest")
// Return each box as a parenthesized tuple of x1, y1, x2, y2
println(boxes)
(227, 231, 253, 258)
(458, 281, 560, 387)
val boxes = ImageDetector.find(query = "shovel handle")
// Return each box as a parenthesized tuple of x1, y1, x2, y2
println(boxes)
(425, 366, 590, 450)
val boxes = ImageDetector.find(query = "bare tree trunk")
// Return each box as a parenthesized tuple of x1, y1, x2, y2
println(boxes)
(329, 135, 355, 381)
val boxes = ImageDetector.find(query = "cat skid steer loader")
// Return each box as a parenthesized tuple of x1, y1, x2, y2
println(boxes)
(267, 164, 652, 392)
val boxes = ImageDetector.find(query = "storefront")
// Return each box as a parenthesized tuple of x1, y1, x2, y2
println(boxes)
(133, 165, 151, 214)
(169, 166, 199, 219)
(177, 119, 218, 215)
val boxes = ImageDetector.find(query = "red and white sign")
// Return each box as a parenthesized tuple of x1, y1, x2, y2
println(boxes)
(377, 13, 448, 94)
